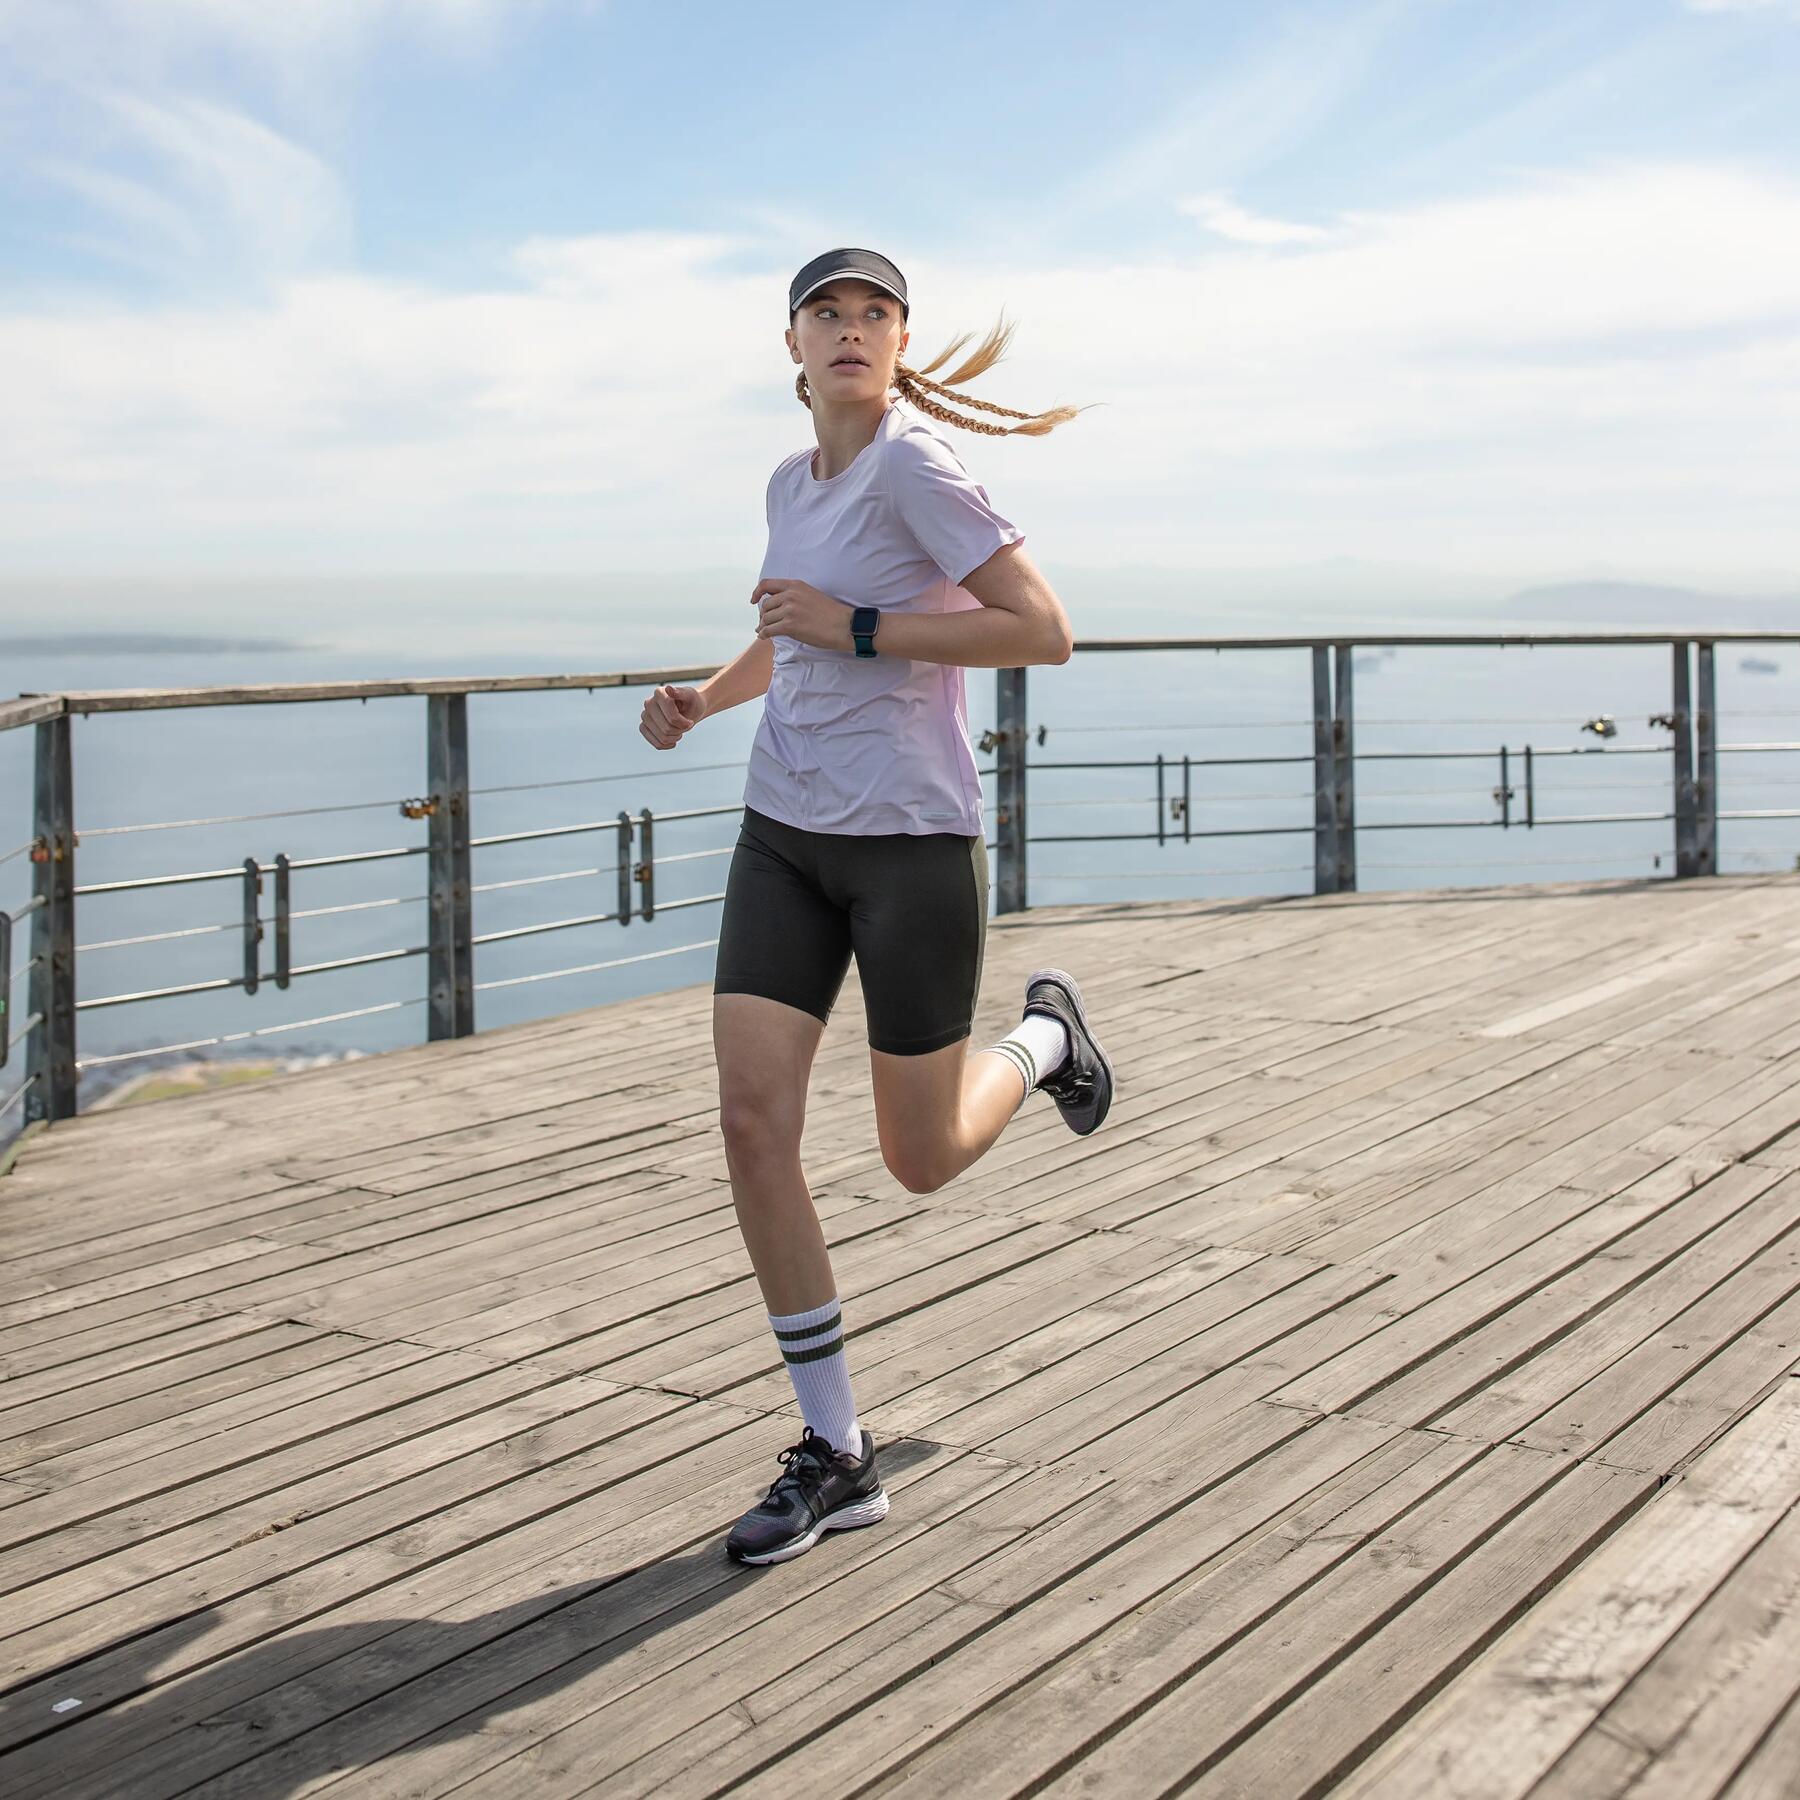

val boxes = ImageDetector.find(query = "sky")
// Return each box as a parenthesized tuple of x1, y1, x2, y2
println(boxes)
(2, 0, 1799, 592)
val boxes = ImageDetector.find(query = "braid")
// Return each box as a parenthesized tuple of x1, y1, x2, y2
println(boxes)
(890, 374, 1012, 437)
(794, 311, 1086, 438)
(895, 365, 1042, 421)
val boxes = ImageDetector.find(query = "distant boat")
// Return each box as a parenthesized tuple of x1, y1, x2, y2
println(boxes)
(1740, 655, 1780, 674)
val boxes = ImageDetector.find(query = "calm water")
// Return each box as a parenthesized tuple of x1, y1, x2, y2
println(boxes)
(3, 580, 1796, 1120)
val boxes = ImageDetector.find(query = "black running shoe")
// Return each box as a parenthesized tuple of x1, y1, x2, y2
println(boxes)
(725, 1425, 889, 1566)
(1024, 966, 1114, 1136)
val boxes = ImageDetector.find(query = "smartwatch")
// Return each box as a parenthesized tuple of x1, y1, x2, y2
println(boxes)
(850, 606, 880, 658)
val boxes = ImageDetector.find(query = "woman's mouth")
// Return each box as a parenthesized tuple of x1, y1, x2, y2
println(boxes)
(830, 357, 868, 369)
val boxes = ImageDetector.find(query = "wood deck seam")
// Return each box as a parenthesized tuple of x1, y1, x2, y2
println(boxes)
(1329, 1175, 1800, 1431)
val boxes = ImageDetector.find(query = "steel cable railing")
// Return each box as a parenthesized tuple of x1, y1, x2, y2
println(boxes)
(5, 633, 1797, 1130)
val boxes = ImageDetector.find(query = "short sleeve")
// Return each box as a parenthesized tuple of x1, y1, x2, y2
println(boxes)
(885, 428, 1025, 586)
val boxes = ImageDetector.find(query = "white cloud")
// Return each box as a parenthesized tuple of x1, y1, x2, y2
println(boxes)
(1179, 192, 1331, 246)
(1039, 0, 1414, 237)
(37, 93, 351, 282)
(4, 163, 1800, 578)
(1, 0, 474, 289)
(0, 0, 575, 201)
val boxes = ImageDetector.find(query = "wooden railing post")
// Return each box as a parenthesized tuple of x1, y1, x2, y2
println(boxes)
(995, 666, 1029, 915)
(26, 714, 77, 1122)
(426, 692, 475, 1039)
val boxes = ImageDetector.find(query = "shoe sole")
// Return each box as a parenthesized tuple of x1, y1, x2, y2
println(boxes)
(1026, 966, 1114, 1134)
(727, 1487, 891, 1566)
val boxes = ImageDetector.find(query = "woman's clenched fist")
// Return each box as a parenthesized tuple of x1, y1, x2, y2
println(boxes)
(640, 682, 708, 750)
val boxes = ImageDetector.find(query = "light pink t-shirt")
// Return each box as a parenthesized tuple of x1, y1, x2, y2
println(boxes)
(744, 397, 1025, 836)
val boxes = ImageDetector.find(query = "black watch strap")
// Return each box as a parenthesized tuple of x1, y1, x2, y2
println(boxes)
(851, 606, 880, 657)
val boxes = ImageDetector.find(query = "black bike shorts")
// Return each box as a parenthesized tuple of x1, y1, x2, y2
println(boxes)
(713, 804, 988, 1055)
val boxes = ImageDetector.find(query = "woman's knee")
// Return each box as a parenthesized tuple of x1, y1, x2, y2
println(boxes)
(718, 1089, 801, 1168)
(883, 1140, 958, 1195)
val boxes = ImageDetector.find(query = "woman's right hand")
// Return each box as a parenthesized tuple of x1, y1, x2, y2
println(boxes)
(640, 682, 708, 750)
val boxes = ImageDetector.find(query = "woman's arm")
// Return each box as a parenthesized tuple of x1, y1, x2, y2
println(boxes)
(698, 633, 776, 714)
(867, 543, 1072, 669)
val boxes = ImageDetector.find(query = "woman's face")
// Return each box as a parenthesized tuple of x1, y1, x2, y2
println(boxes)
(787, 277, 908, 399)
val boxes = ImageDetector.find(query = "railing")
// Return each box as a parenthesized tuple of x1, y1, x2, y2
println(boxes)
(4, 633, 1798, 1135)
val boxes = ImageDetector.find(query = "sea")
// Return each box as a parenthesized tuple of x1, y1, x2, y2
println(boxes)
(3, 571, 1796, 1124)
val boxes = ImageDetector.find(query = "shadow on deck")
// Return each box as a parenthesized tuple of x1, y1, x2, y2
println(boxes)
(3, 873, 1800, 1798)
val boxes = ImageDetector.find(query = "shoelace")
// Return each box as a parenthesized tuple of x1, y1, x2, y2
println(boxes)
(1026, 996, 1096, 1100)
(762, 1427, 839, 1503)
(1046, 1063, 1097, 1099)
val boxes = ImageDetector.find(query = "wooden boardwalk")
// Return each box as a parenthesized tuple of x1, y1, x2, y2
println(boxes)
(3, 871, 1800, 1799)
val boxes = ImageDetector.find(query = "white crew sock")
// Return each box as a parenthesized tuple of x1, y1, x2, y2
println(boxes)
(984, 1010, 1071, 1102)
(768, 1295, 861, 1459)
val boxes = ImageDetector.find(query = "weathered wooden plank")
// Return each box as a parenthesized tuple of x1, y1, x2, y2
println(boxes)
(1717, 1689, 1800, 1800)
(1527, 1496, 1800, 1799)
(144, 1452, 1093, 1800)
(715, 1232, 1196, 1421)
(1268, 1154, 1784, 1422)
(1, 874, 1797, 1800)
(747, 1436, 1576, 1799)
(789, 1429, 1480, 1800)
(0, 1321, 345, 1459)
(0, 1362, 598, 1592)
(510, 1211, 1079, 1381)
(1182, 1464, 1653, 1798)
(935, 1257, 1389, 1463)
(1342, 1162, 1794, 1435)
(0, 1340, 458, 1503)
(1331, 1378, 1800, 1800)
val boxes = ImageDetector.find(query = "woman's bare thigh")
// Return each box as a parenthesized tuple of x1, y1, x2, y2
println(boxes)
(713, 992, 827, 1152)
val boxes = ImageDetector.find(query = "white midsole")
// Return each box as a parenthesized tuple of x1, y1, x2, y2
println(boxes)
(734, 1488, 891, 1565)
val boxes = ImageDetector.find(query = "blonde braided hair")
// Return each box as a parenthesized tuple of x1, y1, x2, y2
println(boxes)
(796, 314, 1084, 437)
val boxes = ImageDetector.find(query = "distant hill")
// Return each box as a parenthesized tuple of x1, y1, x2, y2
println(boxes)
(1498, 582, 1797, 629)
(0, 632, 314, 655)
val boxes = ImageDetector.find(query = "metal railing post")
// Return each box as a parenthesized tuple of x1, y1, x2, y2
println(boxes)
(1311, 646, 1339, 895)
(426, 692, 475, 1039)
(1333, 643, 1358, 892)
(995, 666, 1029, 914)
(1671, 640, 1699, 878)
(242, 858, 262, 996)
(1696, 641, 1717, 876)
(26, 714, 77, 1122)
(637, 807, 655, 921)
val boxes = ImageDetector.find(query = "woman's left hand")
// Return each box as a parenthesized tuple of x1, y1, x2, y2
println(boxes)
(751, 578, 854, 652)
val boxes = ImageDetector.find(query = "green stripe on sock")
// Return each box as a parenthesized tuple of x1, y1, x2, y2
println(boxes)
(782, 1333, 846, 1365)
(772, 1308, 841, 1342)
(991, 1040, 1036, 1091)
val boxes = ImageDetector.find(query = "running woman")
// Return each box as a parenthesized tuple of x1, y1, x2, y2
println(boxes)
(638, 247, 1114, 1566)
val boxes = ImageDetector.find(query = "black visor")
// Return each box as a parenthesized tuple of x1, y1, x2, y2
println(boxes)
(788, 247, 908, 318)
